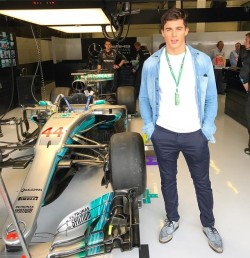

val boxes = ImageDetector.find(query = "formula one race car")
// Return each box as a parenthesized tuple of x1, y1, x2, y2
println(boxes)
(0, 91, 146, 256)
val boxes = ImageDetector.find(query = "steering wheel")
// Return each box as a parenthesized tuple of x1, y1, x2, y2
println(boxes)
(88, 43, 102, 59)
(72, 80, 86, 93)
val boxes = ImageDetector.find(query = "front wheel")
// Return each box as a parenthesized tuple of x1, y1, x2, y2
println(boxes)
(109, 132, 146, 195)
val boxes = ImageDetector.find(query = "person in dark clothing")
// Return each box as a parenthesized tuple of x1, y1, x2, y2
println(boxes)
(132, 42, 145, 99)
(141, 45, 151, 60)
(239, 32, 250, 155)
(237, 44, 246, 68)
(97, 40, 125, 93)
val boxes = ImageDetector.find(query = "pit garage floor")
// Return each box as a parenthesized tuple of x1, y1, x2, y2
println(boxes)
(1, 95, 250, 258)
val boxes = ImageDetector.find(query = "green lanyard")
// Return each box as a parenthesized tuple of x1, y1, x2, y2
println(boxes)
(165, 49, 186, 105)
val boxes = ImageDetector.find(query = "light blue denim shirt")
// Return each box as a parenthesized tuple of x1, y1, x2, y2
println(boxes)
(139, 44, 218, 143)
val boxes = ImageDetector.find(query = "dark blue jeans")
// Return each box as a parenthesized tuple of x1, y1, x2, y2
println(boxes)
(151, 125, 215, 227)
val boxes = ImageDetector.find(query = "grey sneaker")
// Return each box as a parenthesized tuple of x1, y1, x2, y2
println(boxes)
(159, 220, 179, 243)
(203, 226, 223, 253)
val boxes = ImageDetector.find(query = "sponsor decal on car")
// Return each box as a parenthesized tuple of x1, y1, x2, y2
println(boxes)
(18, 196, 38, 201)
(15, 206, 34, 213)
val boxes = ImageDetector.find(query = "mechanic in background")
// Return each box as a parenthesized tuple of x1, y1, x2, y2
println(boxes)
(97, 39, 126, 93)
(239, 32, 250, 155)
(141, 45, 151, 60)
(210, 40, 226, 94)
(229, 42, 241, 67)
(139, 7, 223, 253)
(132, 42, 146, 99)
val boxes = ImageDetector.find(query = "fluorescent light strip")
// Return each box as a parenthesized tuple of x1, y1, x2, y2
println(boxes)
(0, 9, 110, 26)
(49, 25, 115, 33)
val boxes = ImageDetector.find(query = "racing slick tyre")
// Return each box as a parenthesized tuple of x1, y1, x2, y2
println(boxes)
(109, 132, 146, 195)
(117, 86, 136, 114)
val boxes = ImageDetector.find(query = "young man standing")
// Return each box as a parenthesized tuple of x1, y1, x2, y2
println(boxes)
(139, 8, 223, 253)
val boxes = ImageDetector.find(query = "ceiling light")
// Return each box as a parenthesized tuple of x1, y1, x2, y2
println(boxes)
(49, 25, 116, 33)
(0, 9, 110, 26)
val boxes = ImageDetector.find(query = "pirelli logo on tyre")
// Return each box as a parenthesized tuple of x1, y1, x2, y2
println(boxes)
(18, 196, 38, 201)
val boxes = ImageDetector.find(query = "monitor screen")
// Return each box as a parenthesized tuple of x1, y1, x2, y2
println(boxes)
(0, 31, 17, 68)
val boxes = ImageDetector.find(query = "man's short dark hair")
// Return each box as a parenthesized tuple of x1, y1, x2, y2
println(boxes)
(216, 41, 224, 47)
(161, 8, 188, 30)
(104, 39, 112, 44)
(134, 41, 141, 47)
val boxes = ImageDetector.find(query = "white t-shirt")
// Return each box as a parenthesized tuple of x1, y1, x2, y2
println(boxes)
(156, 47, 201, 133)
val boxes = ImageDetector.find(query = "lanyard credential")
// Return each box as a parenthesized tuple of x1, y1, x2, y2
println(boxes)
(165, 48, 186, 105)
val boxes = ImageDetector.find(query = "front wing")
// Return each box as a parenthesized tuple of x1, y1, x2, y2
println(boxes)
(47, 189, 140, 257)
